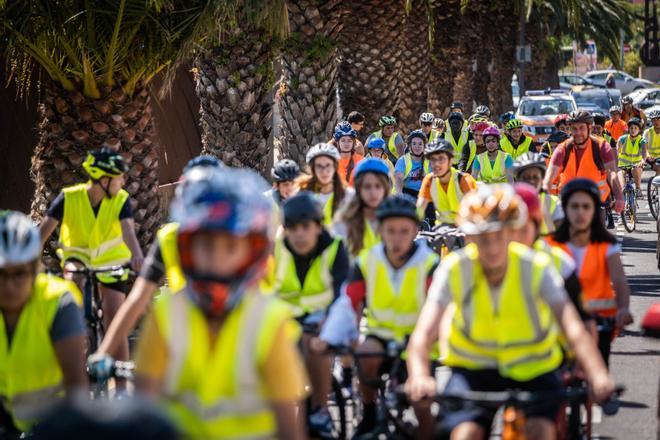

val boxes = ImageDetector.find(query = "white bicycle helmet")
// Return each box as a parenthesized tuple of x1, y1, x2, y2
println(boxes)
(306, 143, 341, 164)
(419, 112, 435, 124)
(0, 210, 41, 267)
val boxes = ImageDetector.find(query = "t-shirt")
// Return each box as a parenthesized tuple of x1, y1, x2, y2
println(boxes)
(140, 241, 166, 285)
(419, 172, 476, 202)
(47, 191, 133, 222)
(338, 154, 364, 187)
(566, 242, 621, 274)
(394, 156, 426, 191)
(134, 299, 309, 402)
(471, 153, 514, 172)
(604, 119, 627, 142)
(549, 138, 616, 169)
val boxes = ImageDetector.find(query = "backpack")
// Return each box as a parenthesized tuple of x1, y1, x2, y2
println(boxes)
(561, 136, 604, 171)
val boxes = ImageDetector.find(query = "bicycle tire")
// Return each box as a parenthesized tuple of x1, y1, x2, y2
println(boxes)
(622, 189, 636, 232)
(649, 177, 659, 220)
(330, 376, 348, 440)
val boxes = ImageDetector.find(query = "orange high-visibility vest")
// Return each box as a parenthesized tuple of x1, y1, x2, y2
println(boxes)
(558, 138, 611, 202)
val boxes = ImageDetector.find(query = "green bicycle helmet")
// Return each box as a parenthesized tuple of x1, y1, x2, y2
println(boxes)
(378, 115, 397, 128)
(82, 148, 128, 180)
(505, 118, 524, 130)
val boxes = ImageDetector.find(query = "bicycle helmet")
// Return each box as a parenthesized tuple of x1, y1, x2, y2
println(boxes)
(424, 138, 454, 158)
(560, 177, 601, 209)
(506, 118, 524, 130)
(183, 155, 223, 173)
(554, 114, 569, 129)
(472, 121, 490, 133)
(376, 195, 418, 222)
(475, 105, 490, 117)
(482, 126, 501, 140)
(419, 112, 435, 124)
(378, 115, 397, 127)
(448, 112, 464, 122)
(648, 109, 660, 120)
(592, 113, 607, 127)
(609, 105, 622, 114)
(353, 158, 391, 180)
(282, 192, 323, 227)
(82, 147, 128, 180)
(450, 101, 464, 111)
(547, 130, 570, 144)
(0, 210, 41, 267)
(514, 183, 543, 225)
(457, 184, 528, 234)
(367, 138, 387, 151)
(306, 143, 340, 164)
(434, 118, 445, 129)
(513, 152, 547, 178)
(334, 120, 352, 132)
(468, 114, 488, 124)
(567, 110, 594, 125)
(627, 117, 643, 129)
(271, 158, 301, 182)
(334, 123, 357, 141)
(406, 129, 428, 144)
(622, 96, 633, 105)
(499, 111, 515, 125)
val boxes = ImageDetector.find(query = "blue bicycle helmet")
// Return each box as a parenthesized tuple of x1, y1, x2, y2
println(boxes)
(367, 138, 387, 150)
(353, 158, 390, 181)
(334, 123, 358, 141)
(183, 155, 223, 173)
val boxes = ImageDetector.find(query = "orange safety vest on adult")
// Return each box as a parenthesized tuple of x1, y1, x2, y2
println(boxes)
(557, 137, 611, 202)
(546, 238, 617, 317)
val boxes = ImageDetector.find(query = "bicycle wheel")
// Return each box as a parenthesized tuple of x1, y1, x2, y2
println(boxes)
(649, 177, 659, 220)
(622, 189, 637, 232)
(330, 376, 348, 440)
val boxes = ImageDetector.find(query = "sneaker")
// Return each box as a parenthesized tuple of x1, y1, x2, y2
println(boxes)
(308, 407, 336, 439)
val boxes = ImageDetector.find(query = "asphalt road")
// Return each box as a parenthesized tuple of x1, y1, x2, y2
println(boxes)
(596, 171, 660, 440)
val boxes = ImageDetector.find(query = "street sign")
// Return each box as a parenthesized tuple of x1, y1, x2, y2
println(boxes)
(516, 45, 532, 63)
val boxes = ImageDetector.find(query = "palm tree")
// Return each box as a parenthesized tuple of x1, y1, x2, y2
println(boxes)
(194, 1, 289, 174)
(428, 0, 461, 117)
(337, 0, 407, 133)
(278, 0, 347, 164)
(0, 0, 208, 264)
(484, 0, 517, 115)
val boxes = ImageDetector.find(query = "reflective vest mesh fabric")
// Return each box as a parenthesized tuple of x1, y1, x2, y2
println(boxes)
(500, 136, 532, 159)
(618, 135, 643, 168)
(476, 151, 508, 183)
(430, 169, 464, 225)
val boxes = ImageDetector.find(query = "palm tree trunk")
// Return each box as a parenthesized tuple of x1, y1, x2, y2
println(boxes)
(428, 0, 461, 117)
(278, 0, 346, 164)
(525, 17, 560, 90)
(486, 0, 517, 117)
(194, 27, 276, 174)
(398, 3, 431, 132)
(30, 81, 160, 268)
(338, 0, 407, 133)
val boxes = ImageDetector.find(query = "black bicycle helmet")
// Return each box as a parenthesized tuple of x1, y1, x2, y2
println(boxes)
(406, 129, 428, 144)
(424, 138, 454, 158)
(499, 111, 515, 125)
(627, 117, 643, 129)
(82, 147, 128, 180)
(560, 178, 601, 209)
(567, 110, 594, 125)
(376, 195, 418, 222)
(592, 113, 607, 127)
(183, 155, 223, 173)
(282, 192, 323, 227)
(513, 152, 547, 178)
(450, 101, 464, 111)
(547, 130, 570, 144)
(271, 158, 301, 182)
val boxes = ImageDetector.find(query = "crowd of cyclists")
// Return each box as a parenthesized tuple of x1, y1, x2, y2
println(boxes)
(1, 99, 659, 439)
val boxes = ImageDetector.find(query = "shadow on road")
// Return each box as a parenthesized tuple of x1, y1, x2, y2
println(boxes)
(617, 400, 650, 409)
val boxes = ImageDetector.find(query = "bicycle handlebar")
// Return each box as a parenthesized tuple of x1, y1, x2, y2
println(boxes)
(66, 263, 135, 277)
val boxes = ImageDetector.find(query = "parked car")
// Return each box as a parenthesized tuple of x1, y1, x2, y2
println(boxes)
(515, 89, 577, 142)
(625, 87, 660, 110)
(576, 101, 605, 115)
(559, 73, 602, 90)
(571, 88, 621, 117)
(583, 69, 657, 95)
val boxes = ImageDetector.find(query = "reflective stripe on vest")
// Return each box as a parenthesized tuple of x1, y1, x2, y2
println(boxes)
(430, 169, 463, 225)
(359, 244, 438, 342)
(618, 135, 643, 167)
(156, 290, 286, 438)
(273, 238, 341, 317)
(428, 129, 440, 142)
(0, 274, 76, 431)
(476, 151, 508, 183)
(157, 223, 187, 294)
(539, 193, 558, 236)
(443, 242, 563, 381)
(57, 183, 132, 268)
(500, 136, 532, 159)
(444, 130, 468, 164)
(403, 154, 430, 180)
(558, 138, 611, 202)
(320, 192, 334, 226)
(373, 131, 401, 160)
(546, 239, 617, 317)
(645, 127, 660, 157)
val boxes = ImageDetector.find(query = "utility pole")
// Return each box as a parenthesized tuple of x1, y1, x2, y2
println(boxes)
(518, 1, 526, 98)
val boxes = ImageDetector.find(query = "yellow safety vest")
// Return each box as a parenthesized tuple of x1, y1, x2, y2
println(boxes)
(57, 183, 132, 269)
(358, 244, 438, 342)
(154, 288, 292, 439)
(372, 130, 401, 160)
(466, 140, 486, 171)
(476, 151, 509, 183)
(272, 237, 341, 317)
(362, 219, 380, 252)
(157, 222, 187, 294)
(443, 129, 468, 164)
(428, 129, 440, 142)
(539, 192, 559, 236)
(645, 127, 660, 157)
(430, 169, 464, 225)
(402, 154, 430, 179)
(618, 135, 643, 167)
(500, 135, 533, 159)
(0, 274, 81, 431)
(444, 242, 563, 381)
(319, 192, 334, 226)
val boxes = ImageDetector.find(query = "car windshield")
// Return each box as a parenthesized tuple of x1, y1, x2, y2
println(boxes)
(518, 98, 575, 116)
(573, 93, 614, 112)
